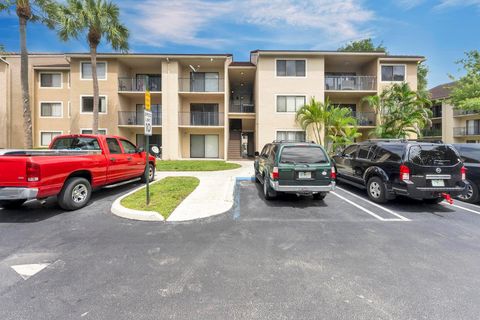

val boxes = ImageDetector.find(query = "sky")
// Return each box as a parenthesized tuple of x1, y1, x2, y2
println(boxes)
(0, 0, 479, 88)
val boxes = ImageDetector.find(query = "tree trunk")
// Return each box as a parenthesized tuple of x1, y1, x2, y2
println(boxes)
(19, 14, 32, 148)
(90, 45, 99, 134)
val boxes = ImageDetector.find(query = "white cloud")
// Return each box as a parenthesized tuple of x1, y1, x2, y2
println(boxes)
(120, 0, 375, 49)
(436, 0, 480, 8)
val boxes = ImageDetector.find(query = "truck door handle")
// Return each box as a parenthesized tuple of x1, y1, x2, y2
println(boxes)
(110, 158, 116, 161)
(127, 157, 132, 160)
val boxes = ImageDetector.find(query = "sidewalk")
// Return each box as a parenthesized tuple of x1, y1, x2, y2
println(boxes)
(157, 161, 254, 221)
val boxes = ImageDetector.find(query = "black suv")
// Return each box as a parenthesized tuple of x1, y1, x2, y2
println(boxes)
(453, 144, 480, 203)
(332, 140, 466, 203)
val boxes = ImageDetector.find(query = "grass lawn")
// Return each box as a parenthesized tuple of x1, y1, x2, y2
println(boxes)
(156, 160, 241, 171)
(121, 176, 200, 219)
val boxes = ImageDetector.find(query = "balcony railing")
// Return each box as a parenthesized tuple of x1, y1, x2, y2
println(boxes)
(422, 128, 442, 137)
(454, 127, 480, 136)
(453, 109, 480, 116)
(179, 78, 224, 93)
(179, 112, 224, 126)
(353, 111, 375, 126)
(118, 77, 162, 92)
(325, 76, 376, 91)
(118, 111, 162, 126)
(229, 102, 255, 113)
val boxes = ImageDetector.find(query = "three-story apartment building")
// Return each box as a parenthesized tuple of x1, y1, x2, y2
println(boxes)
(0, 50, 423, 159)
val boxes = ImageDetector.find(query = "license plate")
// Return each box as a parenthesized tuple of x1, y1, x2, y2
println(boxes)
(431, 179, 445, 187)
(298, 172, 311, 179)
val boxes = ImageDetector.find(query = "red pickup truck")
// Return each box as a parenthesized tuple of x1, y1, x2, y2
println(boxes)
(0, 134, 156, 211)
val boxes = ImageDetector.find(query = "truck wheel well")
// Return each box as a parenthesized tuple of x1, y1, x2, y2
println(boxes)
(66, 170, 92, 184)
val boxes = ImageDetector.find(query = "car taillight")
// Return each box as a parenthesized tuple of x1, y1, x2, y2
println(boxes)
(271, 167, 279, 180)
(400, 164, 410, 181)
(461, 166, 466, 181)
(26, 161, 40, 182)
(330, 166, 336, 180)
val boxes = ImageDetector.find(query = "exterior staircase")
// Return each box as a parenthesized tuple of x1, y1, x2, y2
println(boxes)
(228, 137, 242, 160)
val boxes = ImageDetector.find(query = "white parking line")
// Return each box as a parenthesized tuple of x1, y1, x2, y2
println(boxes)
(441, 202, 480, 215)
(336, 187, 411, 222)
(331, 192, 405, 222)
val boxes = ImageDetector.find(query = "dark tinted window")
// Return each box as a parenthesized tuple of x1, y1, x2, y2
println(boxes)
(260, 145, 269, 157)
(268, 145, 278, 161)
(408, 145, 460, 166)
(106, 138, 122, 154)
(343, 145, 357, 157)
(276, 60, 306, 77)
(456, 145, 480, 163)
(280, 146, 328, 164)
(51, 137, 100, 150)
(357, 145, 371, 159)
(120, 140, 137, 154)
(373, 144, 403, 163)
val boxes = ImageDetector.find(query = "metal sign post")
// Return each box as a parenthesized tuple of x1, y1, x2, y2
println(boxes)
(144, 76, 152, 205)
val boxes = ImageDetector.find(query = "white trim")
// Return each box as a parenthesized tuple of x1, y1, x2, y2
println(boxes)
(274, 94, 307, 114)
(39, 130, 63, 147)
(39, 101, 64, 118)
(80, 61, 108, 81)
(38, 72, 63, 89)
(80, 94, 108, 114)
(67, 101, 71, 118)
(80, 128, 108, 135)
(274, 58, 308, 78)
(380, 64, 407, 83)
(67, 72, 70, 88)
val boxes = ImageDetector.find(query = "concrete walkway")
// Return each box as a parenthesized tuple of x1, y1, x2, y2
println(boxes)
(157, 161, 254, 222)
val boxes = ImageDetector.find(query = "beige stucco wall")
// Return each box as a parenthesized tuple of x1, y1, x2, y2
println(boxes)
(161, 59, 180, 159)
(378, 60, 418, 92)
(0, 60, 9, 148)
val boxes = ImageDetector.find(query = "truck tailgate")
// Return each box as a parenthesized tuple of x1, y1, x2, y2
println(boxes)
(0, 157, 29, 187)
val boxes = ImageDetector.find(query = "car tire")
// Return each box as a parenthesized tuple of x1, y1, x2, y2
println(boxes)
(367, 176, 388, 203)
(58, 177, 92, 211)
(457, 180, 479, 203)
(263, 175, 276, 200)
(313, 192, 326, 200)
(140, 164, 155, 183)
(423, 197, 444, 204)
(0, 199, 26, 209)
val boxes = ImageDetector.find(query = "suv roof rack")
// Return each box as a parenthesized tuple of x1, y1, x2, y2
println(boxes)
(407, 139, 444, 143)
(366, 139, 408, 143)
(272, 140, 316, 144)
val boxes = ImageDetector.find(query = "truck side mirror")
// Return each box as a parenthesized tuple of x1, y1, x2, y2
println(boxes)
(254, 151, 260, 157)
(136, 147, 144, 153)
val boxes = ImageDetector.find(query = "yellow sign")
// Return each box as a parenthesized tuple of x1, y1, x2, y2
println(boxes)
(145, 90, 151, 111)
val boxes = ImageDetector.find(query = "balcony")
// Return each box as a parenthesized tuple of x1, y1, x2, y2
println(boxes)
(118, 77, 161, 92)
(179, 112, 224, 126)
(325, 76, 376, 91)
(229, 102, 255, 113)
(178, 78, 224, 93)
(454, 127, 480, 136)
(118, 111, 162, 126)
(353, 112, 375, 126)
(453, 109, 480, 117)
(422, 128, 442, 137)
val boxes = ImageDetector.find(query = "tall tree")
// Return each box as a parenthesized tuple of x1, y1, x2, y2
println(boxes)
(52, 0, 129, 134)
(0, 0, 57, 148)
(337, 38, 387, 52)
(449, 50, 480, 110)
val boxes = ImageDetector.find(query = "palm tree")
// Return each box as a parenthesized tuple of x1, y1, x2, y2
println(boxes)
(361, 95, 383, 126)
(295, 97, 329, 146)
(52, 0, 129, 134)
(0, 0, 57, 148)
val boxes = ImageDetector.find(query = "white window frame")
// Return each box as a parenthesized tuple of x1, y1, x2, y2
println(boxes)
(39, 101, 64, 118)
(80, 128, 108, 135)
(275, 58, 308, 78)
(380, 64, 407, 83)
(80, 61, 108, 80)
(68, 101, 71, 118)
(275, 129, 307, 141)
(39, 131, 63, 147)
(80, 95, 108, 114)
(39, 72, 63, 89)
(274, 94, 307, 114)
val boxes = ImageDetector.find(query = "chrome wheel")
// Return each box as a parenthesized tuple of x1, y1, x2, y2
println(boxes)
(459, 184, 474, 201)
(72, 184, 88, 203)
(369, 181, 381, 199)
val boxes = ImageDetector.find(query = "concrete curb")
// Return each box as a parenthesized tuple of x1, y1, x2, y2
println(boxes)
(111, 184, 164, 222)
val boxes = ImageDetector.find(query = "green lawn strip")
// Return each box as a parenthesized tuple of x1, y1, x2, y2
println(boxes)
(156, 160, 241, 171)
(121, 176, 200, 220)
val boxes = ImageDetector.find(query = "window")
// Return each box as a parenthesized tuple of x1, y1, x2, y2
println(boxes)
(280, 146, 328, 164)
(466, 120, 480, 135)
(276, 60, 306, 77)
(106, 138, 122, 154)
(260, 144, 270, 157)
(357, 145, 371, 159)
(81, 62, 106, 80)
(51, 137, 100, 150)
(81, 96, 107, 113)
(343, 145, 357, 157)
(276, 131, 306, 142)
(136, 134, 162, 149)
(372, 144, 403, 163)
(455, 145, 480, 163)
(381, 65, 405, 82)
(120, 140, 137, 154)
(81, 129, 107, 135)
(277, 96, 306, 112)
(40, 73, 62, 88)
(190, 72, 219, 92)
(40, 132, 62, 146)
(40, 102, 62, 117)
(408, 145, 460, 166)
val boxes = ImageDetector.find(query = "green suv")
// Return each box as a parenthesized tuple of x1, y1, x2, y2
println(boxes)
(254, 141, 336, 200)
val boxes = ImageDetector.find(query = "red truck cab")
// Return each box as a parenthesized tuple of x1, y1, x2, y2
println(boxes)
(0, 134, 156, 211)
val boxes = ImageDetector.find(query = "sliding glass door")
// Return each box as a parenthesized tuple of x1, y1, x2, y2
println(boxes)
(190, 134, 219, 158)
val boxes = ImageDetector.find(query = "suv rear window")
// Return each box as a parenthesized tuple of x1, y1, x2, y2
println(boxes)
(408, 145, 460, 166)
(51, 137, 101, 150)
(280, 146, 328, 164)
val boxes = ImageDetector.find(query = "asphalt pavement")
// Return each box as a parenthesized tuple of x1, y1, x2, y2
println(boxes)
(1, 180, 480, 319)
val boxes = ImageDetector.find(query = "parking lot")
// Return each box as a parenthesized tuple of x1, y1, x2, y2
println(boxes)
(1, 180, 480, 319)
